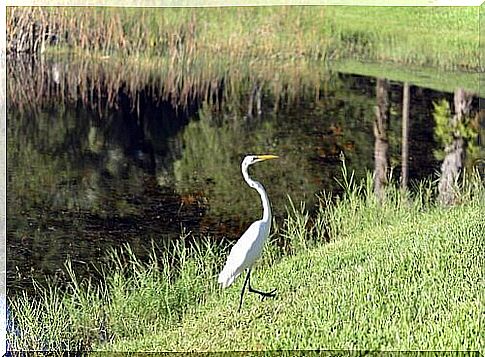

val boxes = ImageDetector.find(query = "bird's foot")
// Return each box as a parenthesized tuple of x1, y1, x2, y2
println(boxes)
(260, 288, 277, 300)
(248, 285, 277, 299)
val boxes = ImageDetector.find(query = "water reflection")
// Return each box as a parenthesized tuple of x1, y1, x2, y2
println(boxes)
(8, 58, 473, 294)
(437, 88, 474, 206)
(373, 78, 390, 199)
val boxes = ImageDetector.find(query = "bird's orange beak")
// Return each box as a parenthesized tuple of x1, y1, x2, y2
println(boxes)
(256, 155, 279, 161)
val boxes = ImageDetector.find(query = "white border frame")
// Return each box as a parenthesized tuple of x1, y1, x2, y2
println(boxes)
(4, 0, 485, 6)
(1, 2, 6, 355)
(1, 1, 483, 355)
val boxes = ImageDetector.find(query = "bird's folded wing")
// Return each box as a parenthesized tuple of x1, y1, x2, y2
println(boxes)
(218, 220, 265, 287)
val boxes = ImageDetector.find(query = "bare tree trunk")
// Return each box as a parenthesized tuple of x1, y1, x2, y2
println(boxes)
(374, 78, 390, 200)
(401, 82, 410, 190)
(437, 88, 473, 206)
(247, 83, 255, 118)
(256, 84, 262, 116)
(247, 81, 262, 118)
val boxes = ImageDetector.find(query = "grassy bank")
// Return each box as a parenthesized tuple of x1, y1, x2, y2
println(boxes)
(7, 170, 484, 351)
(7, 6, 481, 71)
(118, 205, 483, 351)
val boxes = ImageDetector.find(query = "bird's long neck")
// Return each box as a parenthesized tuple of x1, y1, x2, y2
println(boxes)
(243, 166, 271, 222)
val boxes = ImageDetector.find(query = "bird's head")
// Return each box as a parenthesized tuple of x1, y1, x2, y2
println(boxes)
(242, 154, 279, 169)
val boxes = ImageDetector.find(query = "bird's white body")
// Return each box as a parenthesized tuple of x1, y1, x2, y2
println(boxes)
(218, 219, 270, 288)
(217, 155, 277, 292)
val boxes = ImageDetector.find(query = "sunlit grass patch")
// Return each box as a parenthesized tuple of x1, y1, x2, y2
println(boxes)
(116, 194, 482, 351)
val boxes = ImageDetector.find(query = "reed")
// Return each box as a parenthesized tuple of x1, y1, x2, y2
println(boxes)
(7, 6, 481, 71)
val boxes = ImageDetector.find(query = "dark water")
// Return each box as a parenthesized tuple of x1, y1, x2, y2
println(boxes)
(7, 59, 469, 294)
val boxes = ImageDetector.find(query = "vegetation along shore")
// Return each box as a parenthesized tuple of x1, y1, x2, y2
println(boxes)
(7, 6, 482, 71)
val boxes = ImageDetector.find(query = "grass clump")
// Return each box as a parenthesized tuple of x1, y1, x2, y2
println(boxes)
(7, 170, 484, 351)
(7, 237, 226, 350)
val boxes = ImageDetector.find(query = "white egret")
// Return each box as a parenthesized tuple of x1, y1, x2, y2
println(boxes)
(218, 154, 279, 312)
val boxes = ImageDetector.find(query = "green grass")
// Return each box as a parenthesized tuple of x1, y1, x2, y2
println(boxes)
(8, 6, 481, 71)
(118, 206, 483, 351)
(8, 171, 484, 351)
(324, 6, 480, 70)
(104, 173, 483, 352)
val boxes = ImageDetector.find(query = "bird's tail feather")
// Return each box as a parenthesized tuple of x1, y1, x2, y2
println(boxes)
(218, 267, 240, 288)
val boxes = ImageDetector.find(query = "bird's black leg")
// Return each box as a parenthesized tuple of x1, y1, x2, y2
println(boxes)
(247, 269, 277, 299)
(238, 269, 251, 312)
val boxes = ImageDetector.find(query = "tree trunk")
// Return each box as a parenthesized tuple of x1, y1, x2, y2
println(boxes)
(256, 84, 262, 116)
(401, 82, 410, 190)
(247, 81, 262, 118)
(374, 78, 390, 200)
(437, 88, 473, 206)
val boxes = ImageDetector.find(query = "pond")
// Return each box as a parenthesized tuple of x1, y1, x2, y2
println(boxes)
(6, 56, 475, 295)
